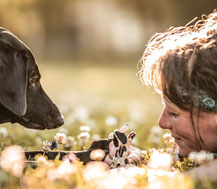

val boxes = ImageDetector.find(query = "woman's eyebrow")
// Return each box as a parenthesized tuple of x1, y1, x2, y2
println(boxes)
(166, 103, 178, 111)
(163, 99, 179, 111)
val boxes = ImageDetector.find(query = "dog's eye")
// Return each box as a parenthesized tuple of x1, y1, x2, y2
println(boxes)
(29, 78, 38, 86)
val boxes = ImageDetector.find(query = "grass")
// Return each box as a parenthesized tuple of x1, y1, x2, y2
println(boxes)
(3, 61, 209, 189)
(1, 61, 163, 150)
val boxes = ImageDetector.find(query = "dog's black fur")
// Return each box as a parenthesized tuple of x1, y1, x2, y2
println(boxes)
(0, 27, 64, 129)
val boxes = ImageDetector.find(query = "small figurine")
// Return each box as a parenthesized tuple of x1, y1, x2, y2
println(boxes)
(109, 124, 137, 168)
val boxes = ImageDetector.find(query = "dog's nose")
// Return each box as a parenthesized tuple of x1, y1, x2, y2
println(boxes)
(56, 114, 64, 126)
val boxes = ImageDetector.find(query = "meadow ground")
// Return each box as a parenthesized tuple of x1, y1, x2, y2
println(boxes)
(0, 61, 163, 151)
(2, 62, 214, 189)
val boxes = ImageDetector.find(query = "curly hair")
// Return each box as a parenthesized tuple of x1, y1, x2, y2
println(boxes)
(139, 10, 217, 151)
(139, 10, 217, 112)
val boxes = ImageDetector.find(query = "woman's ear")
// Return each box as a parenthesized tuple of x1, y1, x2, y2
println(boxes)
(0, 49, 27, 116)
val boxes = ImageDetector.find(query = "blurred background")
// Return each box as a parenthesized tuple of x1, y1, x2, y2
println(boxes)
(0, 0, 217, 150)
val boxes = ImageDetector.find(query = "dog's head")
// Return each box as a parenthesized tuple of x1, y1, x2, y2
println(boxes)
(0, 27, 64, 129)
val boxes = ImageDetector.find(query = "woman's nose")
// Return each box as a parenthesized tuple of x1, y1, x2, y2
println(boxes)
(158, 108, 172, 130)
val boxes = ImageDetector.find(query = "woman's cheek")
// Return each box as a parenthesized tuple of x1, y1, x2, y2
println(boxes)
(165, 113, 187, 138)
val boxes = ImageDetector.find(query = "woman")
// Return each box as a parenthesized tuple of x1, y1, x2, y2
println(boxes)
(139, 10, 217, 179)
(103, 10, 217, 179)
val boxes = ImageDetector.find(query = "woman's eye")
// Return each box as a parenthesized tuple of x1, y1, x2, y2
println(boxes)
(167, 111, 178, 117)
(29, 78, 37, 86)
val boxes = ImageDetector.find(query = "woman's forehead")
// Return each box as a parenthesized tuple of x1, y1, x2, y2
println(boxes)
(162, 96, 172, 105)
(162, 96, 180, 110)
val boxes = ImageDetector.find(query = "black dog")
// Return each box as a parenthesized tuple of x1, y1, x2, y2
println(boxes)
(0, 27, 64, 129)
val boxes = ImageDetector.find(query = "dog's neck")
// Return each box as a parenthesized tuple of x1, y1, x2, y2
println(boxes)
(0, 103, 16, 124)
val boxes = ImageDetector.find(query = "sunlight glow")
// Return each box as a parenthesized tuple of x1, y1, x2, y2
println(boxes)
(0, 145, 25, 177)
(148, 150, 173, 170)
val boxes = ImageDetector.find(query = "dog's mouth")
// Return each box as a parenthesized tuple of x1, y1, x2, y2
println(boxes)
(15, 116, 62, 130)
(16, 117, 46, 130)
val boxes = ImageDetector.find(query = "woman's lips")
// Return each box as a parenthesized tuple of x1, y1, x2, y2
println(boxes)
(171, 135, 181, 141)
(173, 137, 182, 146)
(174, 138, 181, 142)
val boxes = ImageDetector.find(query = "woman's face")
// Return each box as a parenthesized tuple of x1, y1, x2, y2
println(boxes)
(159, 97, 217, 157)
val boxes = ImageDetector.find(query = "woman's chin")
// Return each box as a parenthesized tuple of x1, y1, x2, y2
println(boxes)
(178, 147, 193, 157)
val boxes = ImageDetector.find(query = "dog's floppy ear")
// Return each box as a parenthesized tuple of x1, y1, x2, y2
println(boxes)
(0, 48, 27, 116)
